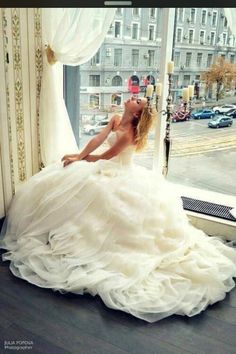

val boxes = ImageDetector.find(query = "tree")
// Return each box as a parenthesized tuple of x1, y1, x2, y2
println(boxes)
(201, 57, 236, 101)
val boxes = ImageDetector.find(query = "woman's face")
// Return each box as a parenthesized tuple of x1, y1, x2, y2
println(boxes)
(124, 96, 147, 115)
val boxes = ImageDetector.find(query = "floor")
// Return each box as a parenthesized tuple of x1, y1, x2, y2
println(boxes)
(0, 248, 236, 354)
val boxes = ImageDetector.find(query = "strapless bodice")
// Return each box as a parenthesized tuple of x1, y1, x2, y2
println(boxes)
(107, 131, 135, 166)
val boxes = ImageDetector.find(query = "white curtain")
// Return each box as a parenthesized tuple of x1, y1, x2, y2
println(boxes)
(224, 8, 236, 38)
(40, 8, 116, 165)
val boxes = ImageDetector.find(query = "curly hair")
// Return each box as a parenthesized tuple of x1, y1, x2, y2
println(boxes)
(133, 103, 157, 152)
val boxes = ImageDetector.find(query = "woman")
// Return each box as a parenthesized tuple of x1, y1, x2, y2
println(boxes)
(1, 96, 236, 323)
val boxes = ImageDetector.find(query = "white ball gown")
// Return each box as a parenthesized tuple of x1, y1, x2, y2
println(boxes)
(0, 131, 236, 322)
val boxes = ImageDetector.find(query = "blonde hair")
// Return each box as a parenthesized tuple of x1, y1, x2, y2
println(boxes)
(134, 103, 157, 152)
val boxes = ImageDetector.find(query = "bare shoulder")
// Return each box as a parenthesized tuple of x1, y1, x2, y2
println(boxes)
(110, 114, 122, 130)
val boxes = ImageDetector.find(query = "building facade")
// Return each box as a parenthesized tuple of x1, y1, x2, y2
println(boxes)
(79, 8, 236, 111)
(80, 8, 163, 111)
(173, 8, 236, 100)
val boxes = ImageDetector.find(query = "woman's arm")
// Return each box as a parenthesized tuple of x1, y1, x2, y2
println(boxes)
(62, 115, 120, 167)
(84, 134, 132, 162)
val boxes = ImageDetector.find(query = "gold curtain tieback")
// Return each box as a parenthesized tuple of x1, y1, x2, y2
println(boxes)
(45, 45, 57, 65)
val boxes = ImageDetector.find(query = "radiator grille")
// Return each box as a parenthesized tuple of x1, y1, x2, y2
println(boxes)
(181, 196, 236, 222)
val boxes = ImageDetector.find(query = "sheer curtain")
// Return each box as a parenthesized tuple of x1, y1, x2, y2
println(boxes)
(39, 8, 116, 166)
(224, 9, 236, 37)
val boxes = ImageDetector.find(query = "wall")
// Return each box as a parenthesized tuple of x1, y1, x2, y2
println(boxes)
(0, 8, 43, 217)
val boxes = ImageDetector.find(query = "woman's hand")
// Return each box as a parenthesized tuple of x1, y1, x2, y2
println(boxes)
(62, 154, 81, 167)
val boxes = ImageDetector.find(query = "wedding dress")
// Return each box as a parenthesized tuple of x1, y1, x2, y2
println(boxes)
(1, 131, 236, 322)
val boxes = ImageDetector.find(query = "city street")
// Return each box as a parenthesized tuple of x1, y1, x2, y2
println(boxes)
(79, 117, 236, 196)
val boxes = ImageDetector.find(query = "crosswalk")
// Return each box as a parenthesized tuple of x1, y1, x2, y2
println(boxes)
(141, 133, 236, 158)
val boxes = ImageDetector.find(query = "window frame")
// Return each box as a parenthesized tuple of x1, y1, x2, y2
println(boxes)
(131, 22, 139, 40)
(148, 24, 156, 41)
(188, 29, 194, 44)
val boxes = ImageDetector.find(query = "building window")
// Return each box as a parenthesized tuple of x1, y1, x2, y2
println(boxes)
(199, 30, 205, 44)
(112, 75, 122, 86)
(150, 8, 156, 19)
(201, 10, 207, 25)
(114, 21, 121, 38)
(149, 25, 155, 40)
(207, 54, 213, 67)
(223, 33, 227, 45)
(197, 53, 203, 67)
(224, 17, 228, 28)
(178, 8, 184, 22)
(148, 50, 155, 66)
(190, 8, 196, 24)
(212, 11, 217, 26)
(230, 55, 235, 64)
(189, 29, 194, 44)
(132, 8, 140, 17)
(173, 75, 179, 88)
(132, 49, 139, 66)
(132, 23, 139, 40)
(89, 75, 100, 87)
(210, 32, 215, 45)
(185, 52, 192, 67)
(183, 75, 191, 86)
(111, 93, 122, 106)
(90, 50, 100, 66)
(177, 28, 182, 43)
(89, 94, 99, 108)
(174, 52, 180, 67)
(114, 48, 122, 66)
(221, 54, 226, 60)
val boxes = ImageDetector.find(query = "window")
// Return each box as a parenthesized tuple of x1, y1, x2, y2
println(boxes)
(185, 52, 192, 67)
(201, 10, 207, 25)
(221, 54, 226, 60)
(230, 55, 235, 64)
(189, 30, 194, 44)
(174, 52, 180, 67)
(199, 30, 205, 44)
(90, 50, 100, 66)
(149, 25, 155, 40)
(114, 48, 122, 66)
(178, 8, 184, 22)
(89, 75, 100, 87)
(207, 54, 213, 67)
(114, 21, 121, 38)
(224, 17, 228, 28)
(212, 11, 217, 26)
(177, 28, 182, 43)
(173, 75, 179, 88)
(112, 75, 122, 86)
(132, 8, 140, 17)
(223, 33, 227, 45)
(183, 75, 190, 86)
(210, 32, 215, 46)
(197, 53, 202, 67)
(150, 8, 156, 19)
(89, 94, 99, 108)
(132, 49, 139, 66)
(132, 23, 139, 40)
(190, 8, 196, 24)
(148, 50, 155, 66)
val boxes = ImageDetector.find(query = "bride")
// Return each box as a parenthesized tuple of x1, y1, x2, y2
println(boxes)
(1, 95, 236, 323)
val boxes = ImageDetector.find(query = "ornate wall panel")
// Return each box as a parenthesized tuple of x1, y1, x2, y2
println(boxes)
(0, 8, 43, 215)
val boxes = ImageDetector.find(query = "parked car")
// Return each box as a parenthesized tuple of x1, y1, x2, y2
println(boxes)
(83, 120, 109, 135)
(226, 109, 236, 118)
(191, 109, 215, 119)
(171, 110, 190, 122)
(212, 104, 236, 114)
(208, 115, 233, 128)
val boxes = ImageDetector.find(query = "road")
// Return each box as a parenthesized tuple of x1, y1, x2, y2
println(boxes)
(79, 118, 236, 197)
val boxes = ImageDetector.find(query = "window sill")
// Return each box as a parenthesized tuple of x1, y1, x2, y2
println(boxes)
(171, 182, 236, 241)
